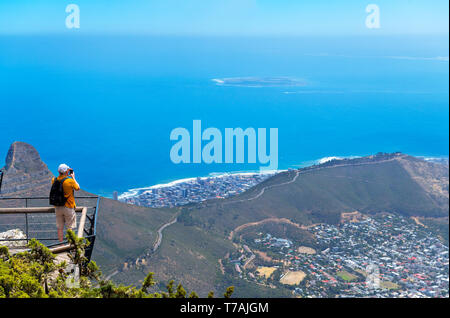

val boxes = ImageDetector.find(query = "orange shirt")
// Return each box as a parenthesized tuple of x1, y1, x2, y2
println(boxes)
(51, 175, 80, 208)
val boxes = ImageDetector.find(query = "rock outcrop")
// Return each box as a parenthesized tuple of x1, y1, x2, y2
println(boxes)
(0, 141, 54, 197)
(0, 229, 27, 248)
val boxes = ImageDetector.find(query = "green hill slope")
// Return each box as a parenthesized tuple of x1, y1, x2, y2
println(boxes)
(1, 142, 448, 297)
(92, 198, 177, 275)
(96, 153, 448, 296)
(192, 153, 448, 236)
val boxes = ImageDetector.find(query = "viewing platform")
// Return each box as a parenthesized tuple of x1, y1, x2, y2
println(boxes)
(0, 196, 99, 263)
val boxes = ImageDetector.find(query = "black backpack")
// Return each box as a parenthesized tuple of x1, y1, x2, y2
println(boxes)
(49, 177, 68, 206)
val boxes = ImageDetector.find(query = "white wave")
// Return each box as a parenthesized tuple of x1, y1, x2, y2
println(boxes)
(118, 177, 198, 199)
(118, 170, 282, 200)
(304, 53, 449, 62)
(317, 156, 343, 164)
(317, 155, 362, 165)
(290, 155, 362, 169)
(212, 78, 225, 84)
(283, 90, 345, 95)
(385, 56, 449, 62)
(211, 76, 306, 87)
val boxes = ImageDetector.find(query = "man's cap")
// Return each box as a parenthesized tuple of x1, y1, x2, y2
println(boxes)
(58, 163, 71, 174)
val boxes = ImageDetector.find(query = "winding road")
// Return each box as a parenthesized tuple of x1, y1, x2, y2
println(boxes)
(222, 156, 401, 205)
(223, 170, 300, 205)
(105, 156, 401, 281)
(152, 216, 178, 252)
(105, 214, 178, 281)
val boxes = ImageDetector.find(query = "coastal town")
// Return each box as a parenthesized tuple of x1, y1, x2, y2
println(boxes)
(119, 172, 276, 208)
(225, 213, 449, 298)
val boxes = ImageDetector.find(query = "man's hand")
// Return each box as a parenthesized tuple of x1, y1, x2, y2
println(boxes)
(70, 172, 80, 191)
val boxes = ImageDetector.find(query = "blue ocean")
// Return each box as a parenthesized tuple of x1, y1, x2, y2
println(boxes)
(0, 35, 448, 196)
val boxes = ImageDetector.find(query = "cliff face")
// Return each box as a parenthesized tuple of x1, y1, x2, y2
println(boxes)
(0, 142, 54, 197)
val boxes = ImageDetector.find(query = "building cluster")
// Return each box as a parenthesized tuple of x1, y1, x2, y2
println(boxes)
(255, 233, 293, 249)
(120, 173, 275, 208)
(230, 214, 449, 298)
(229, 244, 257, 275)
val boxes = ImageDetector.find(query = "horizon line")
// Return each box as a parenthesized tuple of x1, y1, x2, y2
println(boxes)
(0, 31, 449, 38)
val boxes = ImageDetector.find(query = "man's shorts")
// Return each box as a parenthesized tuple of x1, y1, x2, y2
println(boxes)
(55, 206, 77, 230)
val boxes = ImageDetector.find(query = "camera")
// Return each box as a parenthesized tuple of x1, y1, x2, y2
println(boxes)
(69, 169, 74, 175)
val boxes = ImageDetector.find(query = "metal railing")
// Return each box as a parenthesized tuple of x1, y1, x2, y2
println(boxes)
(0, 196, 99, 261)
(0, 169, 4, 193)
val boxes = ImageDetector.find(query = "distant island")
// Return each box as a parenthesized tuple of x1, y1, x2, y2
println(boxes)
(212, 76, 306, 88)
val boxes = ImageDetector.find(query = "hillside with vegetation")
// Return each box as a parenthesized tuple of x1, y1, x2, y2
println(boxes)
(92, 198, 177, 276)
(191, 153, 448, 233)
(101, 153, 448, 296)
(0, 231, 233, 298)
(1, 143, 448, 297)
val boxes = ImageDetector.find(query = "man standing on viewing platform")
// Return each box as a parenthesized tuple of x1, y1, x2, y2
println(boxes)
(49, 164, 80, 242)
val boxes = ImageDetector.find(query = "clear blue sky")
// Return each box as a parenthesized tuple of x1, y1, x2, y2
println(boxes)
(0, 0, 448, 35)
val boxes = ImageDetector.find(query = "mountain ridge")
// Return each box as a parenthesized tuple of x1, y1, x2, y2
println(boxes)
(0, 141, 54, 196)
(0, 142, 448, 296)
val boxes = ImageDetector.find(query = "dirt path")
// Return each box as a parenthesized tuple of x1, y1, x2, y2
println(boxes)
(223, 157, 399, 206)
(218, 259, 225, 275)
(153, 215, 178, 252)
(229, 217, 318, 240)
(104, 213, 178, 281)
(411, 216, 426, 227)
(223, 170, 300, 205)
(106, 157, 401, 282)
(104, 270, 119, 281)
(224, 158, 401, 241)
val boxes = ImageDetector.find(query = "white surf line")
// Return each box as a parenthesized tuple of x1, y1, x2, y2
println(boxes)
(119, 171, 279, 201)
